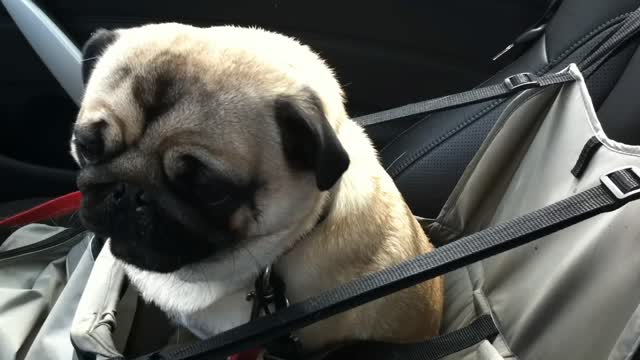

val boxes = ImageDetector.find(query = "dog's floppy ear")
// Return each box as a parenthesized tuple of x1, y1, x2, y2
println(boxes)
(274, 89, 350, 191)
(81, 29, 118, 84)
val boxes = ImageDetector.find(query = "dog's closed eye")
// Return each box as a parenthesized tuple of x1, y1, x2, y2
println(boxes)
(172, 155, 236, 208)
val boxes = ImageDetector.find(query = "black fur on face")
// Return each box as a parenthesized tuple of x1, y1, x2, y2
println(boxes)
(75, 34, 349, 274)
(75, 45, 265, 273)
(78, 151, 259, 273)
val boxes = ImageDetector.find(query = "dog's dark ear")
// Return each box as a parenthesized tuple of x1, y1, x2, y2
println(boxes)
(81, 29, 118, 84)
(275, 89, 350, 191)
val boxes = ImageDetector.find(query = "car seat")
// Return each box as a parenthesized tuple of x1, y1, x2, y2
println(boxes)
(370, 0, 640, 219)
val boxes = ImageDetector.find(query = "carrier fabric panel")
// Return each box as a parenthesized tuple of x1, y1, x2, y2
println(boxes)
(0, 225, 85, 360)
(435, 65, 640, 360)
(24, 239, 92, 360)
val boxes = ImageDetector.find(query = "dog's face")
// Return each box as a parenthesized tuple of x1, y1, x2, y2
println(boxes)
(72, 24, 349, 274)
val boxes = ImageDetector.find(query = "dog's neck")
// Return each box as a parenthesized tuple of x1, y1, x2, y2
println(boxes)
(271, 119, 396, 349)
(274, 118, 384, 294)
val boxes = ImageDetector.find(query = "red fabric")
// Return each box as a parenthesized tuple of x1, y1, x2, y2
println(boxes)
(0, 191, 82, 227)
(229, 349, 261, 360)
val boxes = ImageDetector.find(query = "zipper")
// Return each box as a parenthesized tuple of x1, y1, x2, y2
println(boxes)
(0, 227, 86, 261)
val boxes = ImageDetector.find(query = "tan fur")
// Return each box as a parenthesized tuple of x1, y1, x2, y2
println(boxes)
(73, 23, 443, 351)
(278, 118, 443, 348)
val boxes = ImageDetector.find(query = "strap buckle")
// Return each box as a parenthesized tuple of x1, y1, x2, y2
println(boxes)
(600, 166, 640, 199)
(504, 73, 539, 90)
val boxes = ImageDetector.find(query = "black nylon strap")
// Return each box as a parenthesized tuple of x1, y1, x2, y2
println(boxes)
(130, 168, 640, 360)
(571, 136, 603, 178)
(321, 315, 499, 360)
(353, 72, 576, 127)
(581, 7, 640, 77)
(354, 6, 640, 130)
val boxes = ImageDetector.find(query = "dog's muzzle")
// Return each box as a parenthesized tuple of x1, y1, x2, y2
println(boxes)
(78, 169, 224, 273)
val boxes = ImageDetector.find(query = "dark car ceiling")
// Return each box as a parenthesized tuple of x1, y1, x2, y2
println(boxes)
(40, 0, 551, 115)
(0, 1, 551, 201)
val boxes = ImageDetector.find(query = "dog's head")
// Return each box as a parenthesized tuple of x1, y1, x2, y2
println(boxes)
(72, 24, 350, 273)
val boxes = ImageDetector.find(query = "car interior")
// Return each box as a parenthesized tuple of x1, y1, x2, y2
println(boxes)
(4, 0, 640, 220)
(0, 0, 556, 217)
(3, 0, 640, 359)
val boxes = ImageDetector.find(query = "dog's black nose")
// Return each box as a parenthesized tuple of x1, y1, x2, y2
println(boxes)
(73, 120, 106, 164)
(110, 183, 151, 205)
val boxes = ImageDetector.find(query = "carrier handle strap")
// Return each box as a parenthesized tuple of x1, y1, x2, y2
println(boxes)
(124, 166, 640, 360)
(355, 5, 640, 128)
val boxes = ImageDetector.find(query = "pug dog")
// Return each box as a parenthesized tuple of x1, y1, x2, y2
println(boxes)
(71, 23, 443, 352)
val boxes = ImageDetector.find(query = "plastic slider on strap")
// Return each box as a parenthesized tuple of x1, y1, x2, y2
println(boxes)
(600, 166, 640, 199)
(504, 73, 539, 90)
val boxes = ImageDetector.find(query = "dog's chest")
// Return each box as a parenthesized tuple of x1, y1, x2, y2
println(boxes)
(173, 288, 254, 338)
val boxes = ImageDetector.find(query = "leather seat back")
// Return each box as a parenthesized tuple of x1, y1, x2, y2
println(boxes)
(372, 0, 640, 218)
